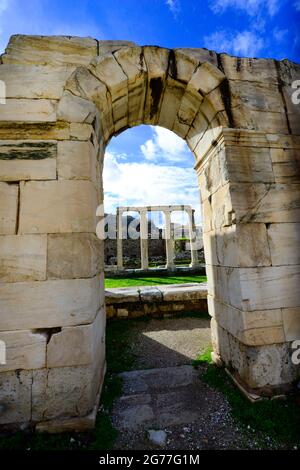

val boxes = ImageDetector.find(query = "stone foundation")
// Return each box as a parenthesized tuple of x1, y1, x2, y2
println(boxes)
(105, 283, 208, 319)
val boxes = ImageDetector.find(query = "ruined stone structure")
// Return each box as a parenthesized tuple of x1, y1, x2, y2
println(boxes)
(0, 35, 299, 432)
(116, 205, 199, 270)
(105, 283, 208, 319)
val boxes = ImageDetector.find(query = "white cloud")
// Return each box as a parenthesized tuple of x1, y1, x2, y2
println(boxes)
(140, 138, 156, 161)
(204, 30, 264, 57)
(210, 0, 280, 16)
(294, 0, 300, 11)
(141, 126, 191, 163)
(273, 28, 288, 43)
(103, 150, 201, 223)
(165, 0, 180, 17)
(0, 0, 9, 15)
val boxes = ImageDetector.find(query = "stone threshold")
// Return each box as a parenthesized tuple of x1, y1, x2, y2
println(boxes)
(105, 283, 208, 319)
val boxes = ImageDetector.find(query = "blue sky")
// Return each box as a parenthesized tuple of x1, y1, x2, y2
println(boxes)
(0, 0, 299, 223)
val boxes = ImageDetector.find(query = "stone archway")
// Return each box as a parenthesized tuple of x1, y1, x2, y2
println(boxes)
(0, 35, 299, 432)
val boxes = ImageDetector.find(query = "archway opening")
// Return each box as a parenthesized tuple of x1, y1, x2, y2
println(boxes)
(103, 124, 204, 274)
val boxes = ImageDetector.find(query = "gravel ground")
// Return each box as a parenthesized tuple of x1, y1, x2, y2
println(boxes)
(112, 364, 252, 450)
(125, 316, 211, 369)
(110, 316, 283, 450)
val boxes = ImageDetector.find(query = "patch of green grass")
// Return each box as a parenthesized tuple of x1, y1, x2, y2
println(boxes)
(192, 345, 213, 367)
(105, 318, 141, 373)
(194, 352, 300, 447)
(105, 275, 207, 288)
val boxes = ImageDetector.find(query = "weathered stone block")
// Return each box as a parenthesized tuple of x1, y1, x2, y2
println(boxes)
(210, 183, 234, 229)
(57, 140, 98, 181)
(0, 276, 101, 331)
(267, 223, 300, 266)
(98, 40, 136, 55)
(65, 67, 113, 142)
(203, 223, 271, 268)
(206, 264, 242, 309)
(219, 54, 278, 83)
(208, 295, 284, 346)
(69, 123, 94, 141)
(159, 80, 187, 130)
(0, 369, 32, 424)
(189, 60, 225, 95)
(2, 35, 98, 66)
(230, 81, 284, 113)
(0, 99, 56, 122)
(91, 54, 128, 131)
(57, 91, 97, 123)
(282, 308, 300, 341)
(173, 87, 203, 138)
(220, 146, 274, 183)
(0, 182, 18, 234)
(0, 330, 46, 372)
(231, 336, 299, 389)
(143, 46, 169, 125)
(230, 183, 300, 224)
(114, 47, 147, 127)
(230, 108, 289, 134)
(207, 264, 300, 312)
(0, 140, 56, 181)
(117, 308, 129, 318)
(32, 364, 100, 421)
(47, 310, 105, 368)
(239, 265, 300, 311)
(210, 317, 231, 365)
(19, 180, 98, 234)
(0, 234, 47, 282)
(0, 64, 74, 99)
(186, 109, 208, 151)
(0, 122, 70, 141)
(197, 149, 221, 200)
(162, 284, 207, 301)
(105, 287, 140, 304)
(270, 148, 300, 183)
(47, 233, 102, 279)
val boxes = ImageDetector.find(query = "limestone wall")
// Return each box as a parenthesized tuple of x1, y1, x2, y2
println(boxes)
(0, 34, 299, 431)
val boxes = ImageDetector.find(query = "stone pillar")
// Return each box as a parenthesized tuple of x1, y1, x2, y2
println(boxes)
(164, 210, 175, 270)
(197, 128, 300, 396)
(139, 209, 149, 270)
(186, 208, 199, 267)
(116, 207, 124, 270)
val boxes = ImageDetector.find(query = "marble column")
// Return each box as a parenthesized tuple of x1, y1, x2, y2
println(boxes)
(164, 210, 175, 270)
(187, 208, 199, 267)
(116, 207, 124, 270)
(140, 209, 149, 270)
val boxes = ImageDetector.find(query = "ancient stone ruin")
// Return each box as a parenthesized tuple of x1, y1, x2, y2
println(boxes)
(115, 205, 199, 270)
(0, 35, 299, 432)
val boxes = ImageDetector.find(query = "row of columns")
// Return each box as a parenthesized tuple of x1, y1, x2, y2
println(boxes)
(116, 206, 199, 271)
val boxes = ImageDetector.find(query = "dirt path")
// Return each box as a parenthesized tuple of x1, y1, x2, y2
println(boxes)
(109, 315, 274, 450)
(112, 364, 252, 450)
(128, 316, 211, 369)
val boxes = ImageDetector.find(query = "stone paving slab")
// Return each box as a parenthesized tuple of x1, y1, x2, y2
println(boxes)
(113, 365, 208, 430)
(105, 283, 208, 304)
